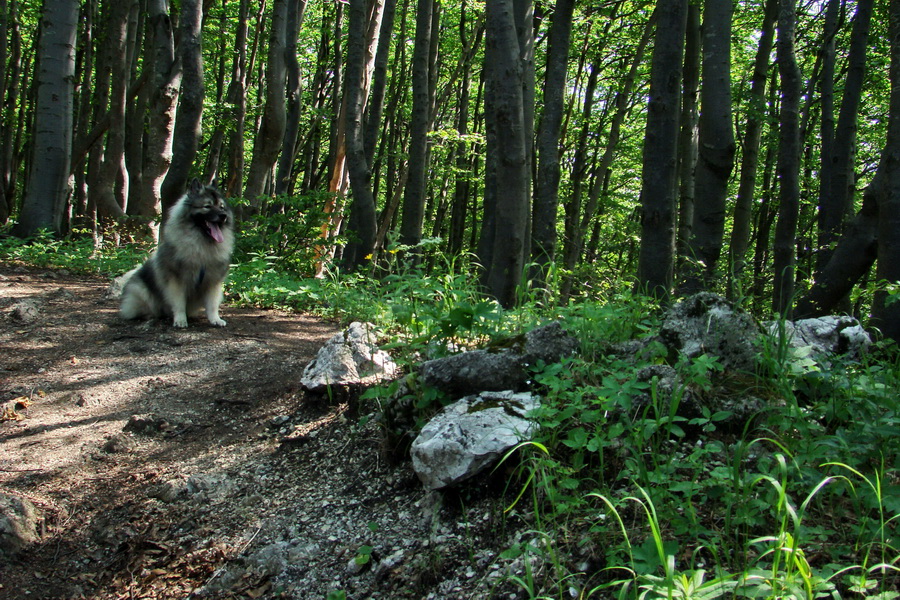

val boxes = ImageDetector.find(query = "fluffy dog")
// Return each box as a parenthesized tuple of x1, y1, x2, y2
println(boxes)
(120, 179, 234, 328)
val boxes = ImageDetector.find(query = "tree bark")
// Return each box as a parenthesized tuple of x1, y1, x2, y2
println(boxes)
(818, 0, 874, 273)
(530, 0, 574, 289)
(138, 0, 180, 221)
(342, 0, 379, 269)
(274, 0, 307, 196)
(364, 0, 395, 170)
(0, 0, 12, 223)
(680, 0, 735, 294)
(223, 0, 250, 199)
(160, 0, 205, 213)
(772, 0, 803, 316)
(676, 3, 700, 266)
(635, 0, 688, 300)
(15, 0, 78, 236)
(93, 0, 133, 221)
(871, 0, 900, 341)
(399, 0, 435, 260)
(244, 0, 288, 204)
(794, 178, 879, 318)
(729, 0, 777, 297)
(479, 0, 530, 307)
(448, 1, 480, 257)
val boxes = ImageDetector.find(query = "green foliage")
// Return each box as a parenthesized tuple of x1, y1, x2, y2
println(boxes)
(4, 235, 900, 599)
(232, 191, 337, 277)
(0, 227, 149, 275)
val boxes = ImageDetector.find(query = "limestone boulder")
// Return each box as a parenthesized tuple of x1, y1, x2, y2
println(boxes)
(410, 391, 539, 490)
(301, 322, 398, 392)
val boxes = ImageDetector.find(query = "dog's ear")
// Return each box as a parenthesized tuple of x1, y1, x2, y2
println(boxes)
(190, 178, 203, 194)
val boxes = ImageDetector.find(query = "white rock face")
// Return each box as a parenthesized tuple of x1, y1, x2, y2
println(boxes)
(410, 391, 539, 490)
(767, 316, 871, 358)
(301, 322, 398, 392)
(0, 492, 40, 558)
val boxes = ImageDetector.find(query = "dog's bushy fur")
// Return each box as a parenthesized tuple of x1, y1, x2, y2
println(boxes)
(120, 179, 235, 328)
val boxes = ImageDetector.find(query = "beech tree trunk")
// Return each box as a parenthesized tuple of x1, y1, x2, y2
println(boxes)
(635, 0, 689, 300)
(676, 3, 700, 265)
(93, 0, 131, 221)
(342, 0, 379, 269)
(161, 0, 205, 213)
(274, 0, 308, 196)
(794, 180, 879, 318)
(530, 0, 574, 289)
(223, 0, 250, 199)
(729, 0, 777, 297)
(772, 0, 803, 316)
(872, 0, 900, 341)
(399, 0, 435, 259)
(138, 0, 179, 220)
(16, 0, 78, 236)
(680, 0, 735, 294)
(244, 0, 288, 204)
(479, 0, 530, 307)
(818, 0, 874, 273)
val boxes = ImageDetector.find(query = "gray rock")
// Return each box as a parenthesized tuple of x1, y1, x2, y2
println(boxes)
(418, 321, 577, 396)
(418, 351, 526, 396)
(766, 316, 871, 359)
(0, 492, 40, 559)
(301, 322, 398, 392)
(659, 293, 762, 372)
(102, 433, 135, 453)
(10, 298, 41, 323)
(410, 391, 540, 490)
(522, 321, 579, 364)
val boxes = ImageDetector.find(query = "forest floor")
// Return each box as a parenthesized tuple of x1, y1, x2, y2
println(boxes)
(0, 264, 525, 600)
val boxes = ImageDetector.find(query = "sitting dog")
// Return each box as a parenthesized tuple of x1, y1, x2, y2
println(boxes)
(120, 179, 234, 328)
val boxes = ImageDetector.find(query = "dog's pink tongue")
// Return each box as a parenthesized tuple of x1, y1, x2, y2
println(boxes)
(208, 222, 225, 243)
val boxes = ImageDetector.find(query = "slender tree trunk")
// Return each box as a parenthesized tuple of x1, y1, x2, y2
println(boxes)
(364, 0, 395, 170)
(680, 0, 735, 294)
(676, 3, 700, 265)
(772, 0, 803, 316)
(448, 0, 479, 256)
(124, 1, 146, 215)
(479, 0, 530, 307)
(244, 0, 288, 204)
(795, 178, 880, 317)
(872, 0, 900, 341)
(818, 0, 874, 272)
(224, 0, 250, 199)
(558, 63, 598, 300)
(635, 0, 689, 300)
(530, 0, 574, 289)
(318, 3, 347, 276)
(274, 0, 307, 196)
(342, 0, 379, 269)
(160, 0, 205, 213)
(93, 0, 132, 221)
(399, 0, 435, 260)
(729, 0, 777, 297)
(0, 0, 11, 223)
(138, 0, 179, 220)
(15, 0, 78, 237)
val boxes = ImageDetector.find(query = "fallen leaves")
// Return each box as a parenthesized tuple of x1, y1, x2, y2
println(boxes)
(1, 393, 37, 421)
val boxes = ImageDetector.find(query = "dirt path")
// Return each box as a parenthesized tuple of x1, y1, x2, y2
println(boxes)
(0, 265, 514, 600)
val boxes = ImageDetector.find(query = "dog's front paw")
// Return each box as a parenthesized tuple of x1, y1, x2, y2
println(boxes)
(173, 315, 189, 328)
(209, 316, 227, 327)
